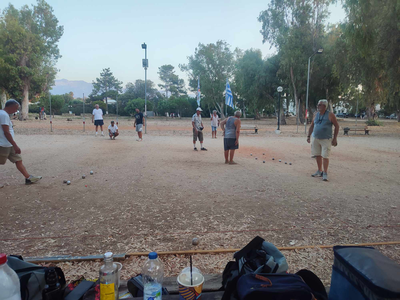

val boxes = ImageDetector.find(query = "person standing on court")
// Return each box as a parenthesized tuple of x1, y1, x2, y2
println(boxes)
(0, 99, 42, 184)
(92, 104, 104, 136)
(134, 108, 145, 141)
(192, 108, 207, 151)
(210, 110, 220, 139)
(220, 110, 241, 164)
(307, 99, 339, 181)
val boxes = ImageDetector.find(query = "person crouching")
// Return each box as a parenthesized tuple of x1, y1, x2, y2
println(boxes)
(108, 121, 119, 140)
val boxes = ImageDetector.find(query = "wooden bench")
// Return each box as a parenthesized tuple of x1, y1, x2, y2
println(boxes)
(343, 126, 370, 135)
(241, 126, 258, 134)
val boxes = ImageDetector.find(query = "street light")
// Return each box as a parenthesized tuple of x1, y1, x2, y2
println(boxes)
(277, 86, 283, 131)
(142, 43, 148, 134)
(305, 48, 323, 134)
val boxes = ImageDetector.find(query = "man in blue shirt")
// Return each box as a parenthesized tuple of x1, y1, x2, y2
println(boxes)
(307, 99, 339, 181)
(134, 108, 145, 141)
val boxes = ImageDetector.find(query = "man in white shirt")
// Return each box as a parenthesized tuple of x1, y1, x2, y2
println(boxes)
(0, 99, 42, 185)
(192, 107, 207, 151)
(108, 121, 119, 140)
(92, 104, 104, 136)
(210, 110, 220, 139)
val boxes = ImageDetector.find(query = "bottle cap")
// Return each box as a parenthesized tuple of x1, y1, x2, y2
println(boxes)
(0, 253, 7, 265)
(104, 252, 113, 259)
(148, 252, 157, 259)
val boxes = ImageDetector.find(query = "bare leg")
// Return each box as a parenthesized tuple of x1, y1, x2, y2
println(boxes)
(229, 150, 235, 162)
(316, 156, 323, 171)
(95, 125, 99, 133)
(16, 161, 29, 178)
(224, 150, 229, 163)
(100, 125, 103, 132)
(139, 132, 143, 139)
(323, 158, 329, 173)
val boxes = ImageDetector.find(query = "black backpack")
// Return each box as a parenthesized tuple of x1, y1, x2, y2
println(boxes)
(7, 255, 66, 300)
(221, 236, 288, 300)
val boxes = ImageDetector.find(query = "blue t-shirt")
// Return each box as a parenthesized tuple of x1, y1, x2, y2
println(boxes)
(135, 112, 144, 125)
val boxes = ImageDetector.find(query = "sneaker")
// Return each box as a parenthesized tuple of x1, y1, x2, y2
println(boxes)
(110, 136, 113, 140)
(101, 133, 104, 136)
(201, 147, 208, 151)
(311, 170, 323, 177)
(323, 172, 328, 181)
(25, 175, 42, 185)
(194, 147, 198, 151)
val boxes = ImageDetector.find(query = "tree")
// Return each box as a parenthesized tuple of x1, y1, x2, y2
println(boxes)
(91, 68, 122, 114)
(0, 0, 63, 119)
(180, 41, 235, 118)
(259, 0, 333, 123)
(158, 65, 186, 97)
(125, 98, 153, 115)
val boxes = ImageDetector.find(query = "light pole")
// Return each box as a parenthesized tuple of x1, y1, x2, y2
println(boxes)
(49, 93, 52, 132)
(277, 86, 283, 131)
(83, 93, 85, 132)
(305, 48, 323, 134)
(142, 43, 148, 134)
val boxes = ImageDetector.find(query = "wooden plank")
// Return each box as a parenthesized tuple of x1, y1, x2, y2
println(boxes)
(25, 253, 126, 263)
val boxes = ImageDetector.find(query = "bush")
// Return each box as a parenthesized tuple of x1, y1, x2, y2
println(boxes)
(29, 104, 41, 114)
(125, 98, 153, 115)
(366, 119, 382, 126)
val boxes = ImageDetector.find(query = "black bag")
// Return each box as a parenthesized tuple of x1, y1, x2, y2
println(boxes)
(237, 273, 316, 300)
(7, 255, 66, 300)
(221, 236, 288, 300)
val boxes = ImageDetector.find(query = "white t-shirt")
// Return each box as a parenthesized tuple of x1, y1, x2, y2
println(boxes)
(108, 124, 118, 133)
(0, 110, 14, 147)
(211, 114, 219, 127)
(192, 113, 202, 130)
(92, 108, 103, 120)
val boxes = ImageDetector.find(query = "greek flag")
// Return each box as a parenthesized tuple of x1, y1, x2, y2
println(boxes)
(197, 77, 201, 107)
(225, 80, 234, 108)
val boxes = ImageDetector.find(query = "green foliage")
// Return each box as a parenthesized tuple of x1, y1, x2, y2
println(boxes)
(158, 65, 186, 97)
(29, 104, 41, 113)
(125, 98, 153, 115)
(0, 0, 63, 119)
(180, 40, 235, 117)
(365, 119, 382, 126)
(92, 101, 106, 112)
(91, 68, 122, 111)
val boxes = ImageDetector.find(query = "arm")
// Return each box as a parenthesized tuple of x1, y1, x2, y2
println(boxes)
(92, 113, 94, 123)
(2, 125, 21, 154)
(330, 113, 339, 146)
(142, 115, 145, 126)
(220, 118, 227, 136)
(192, 121, 197, 132)
(307, 114, 316, 144)
(234, 119, 241, 145)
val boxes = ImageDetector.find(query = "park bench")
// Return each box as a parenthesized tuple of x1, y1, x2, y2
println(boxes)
(343, 125, 370, 135)
(241, 126, 258, 134)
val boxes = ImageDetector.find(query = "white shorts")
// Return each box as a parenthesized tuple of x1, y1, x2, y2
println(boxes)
(311, 137, 331, 159)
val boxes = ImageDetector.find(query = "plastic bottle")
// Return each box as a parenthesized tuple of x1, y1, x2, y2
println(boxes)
(142, 252, 164, 300)
(99, 252, 118, 300)
(0, 253, 21, 300)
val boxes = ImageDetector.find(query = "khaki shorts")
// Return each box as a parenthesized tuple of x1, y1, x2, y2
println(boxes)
(0, 146, 22, 164)
(311, 137, 331, 159)
(193, 128, 204, 142)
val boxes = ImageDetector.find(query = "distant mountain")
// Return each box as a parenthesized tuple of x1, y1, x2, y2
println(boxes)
(51, 79, 93, 98)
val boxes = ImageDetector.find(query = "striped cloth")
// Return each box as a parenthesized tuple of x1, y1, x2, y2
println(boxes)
(225, 80, 234, 108)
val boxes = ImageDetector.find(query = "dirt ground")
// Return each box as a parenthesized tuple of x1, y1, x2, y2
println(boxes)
(1, 115, 399, 285)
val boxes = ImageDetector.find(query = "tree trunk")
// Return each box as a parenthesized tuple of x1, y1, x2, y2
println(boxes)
(215, 101, 225, 119)
(290, 66, 303, 124)
(21, 80, 30, 120)
(1, 89, 6, 109)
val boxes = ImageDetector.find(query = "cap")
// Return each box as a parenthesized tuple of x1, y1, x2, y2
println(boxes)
(104, 252, 113, 259)
(148, 252, 158, 259)
(0, 253, 7, 265)
(196, 107, 203, 112)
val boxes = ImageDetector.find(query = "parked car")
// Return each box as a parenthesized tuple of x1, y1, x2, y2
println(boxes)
(336, 113, 345, 118)
(386, 113, 397, 120)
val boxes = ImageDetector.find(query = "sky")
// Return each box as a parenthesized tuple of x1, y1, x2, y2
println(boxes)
(6, 0, 346, 91)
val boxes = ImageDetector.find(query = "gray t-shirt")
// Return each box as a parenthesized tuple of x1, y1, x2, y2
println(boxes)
(0, 110, 14, 147)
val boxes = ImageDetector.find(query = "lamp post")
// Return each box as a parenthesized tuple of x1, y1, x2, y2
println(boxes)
(305, 48, 323, 134)
(49, 93, 52, 132)
(277, 86, 283, 131)
(83, 93, 85, 132)
(142, 43, 148, 134)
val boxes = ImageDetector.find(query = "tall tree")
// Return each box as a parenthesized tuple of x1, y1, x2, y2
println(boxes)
(0, 0, 63, 119)
(158, 65, 186, 98)
(259, 0, 333, 123)
(180, 41, 235, 117)
(91, 68, 122, 114)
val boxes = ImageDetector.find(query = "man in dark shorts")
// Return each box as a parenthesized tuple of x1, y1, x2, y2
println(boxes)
(220, 110, 241, 164)
(192, 107, 207, 151)
(134, 108, 145, 141)
(0, 99, 42, 184)
(92, 104, 104, 136)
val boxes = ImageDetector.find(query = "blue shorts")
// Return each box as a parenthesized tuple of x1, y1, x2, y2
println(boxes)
(224, 138, 238, 151)
(211, 126, 217, 132)
(94, 120, 104, 126)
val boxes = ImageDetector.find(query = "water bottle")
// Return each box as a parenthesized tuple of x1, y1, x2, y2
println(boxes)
(0, 253, 21, 300)
(99, 252, 118, 300)
(142, 252, 164, 300)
